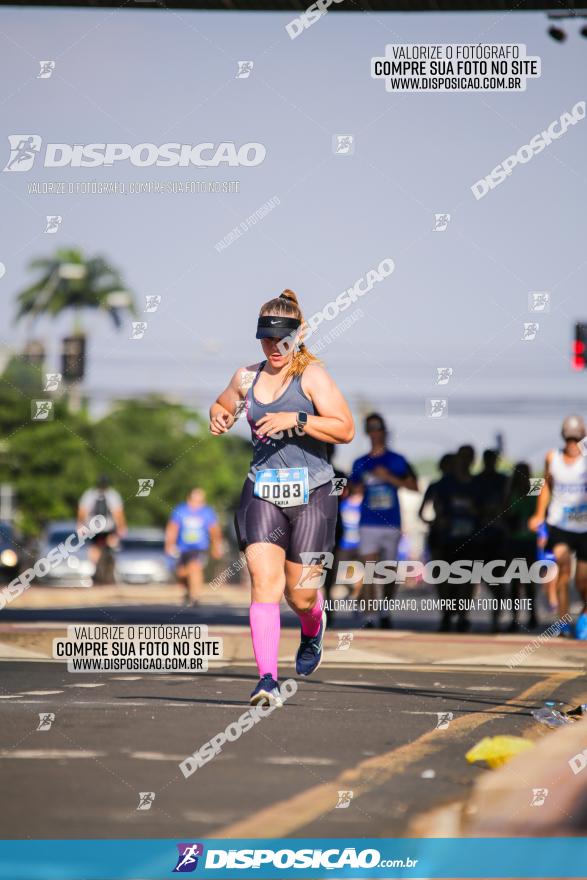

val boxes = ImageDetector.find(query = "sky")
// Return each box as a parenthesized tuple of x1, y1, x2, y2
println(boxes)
(0, 5, 586, 471)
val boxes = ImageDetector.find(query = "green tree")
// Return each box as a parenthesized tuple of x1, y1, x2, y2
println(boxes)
(85, 400, 250, 527)
(14, 247, 137, 331)
(0, 358, 94, 534)
(0, 376, 251, 535)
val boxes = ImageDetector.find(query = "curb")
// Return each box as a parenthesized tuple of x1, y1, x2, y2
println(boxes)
(413, 713, 587, 836)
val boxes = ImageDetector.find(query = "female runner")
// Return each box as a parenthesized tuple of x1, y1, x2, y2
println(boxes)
(209, 290, 354, 705)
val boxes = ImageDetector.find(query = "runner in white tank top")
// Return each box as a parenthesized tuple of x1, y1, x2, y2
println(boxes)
(546, 450, 587, 533)
(529, 415, 587, 639)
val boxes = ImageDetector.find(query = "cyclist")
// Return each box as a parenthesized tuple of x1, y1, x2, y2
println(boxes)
(209, 289, 354, 705)
(78, 475, 126, 581)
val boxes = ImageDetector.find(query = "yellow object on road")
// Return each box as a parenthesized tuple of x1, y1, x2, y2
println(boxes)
(465, 735, 534, 769)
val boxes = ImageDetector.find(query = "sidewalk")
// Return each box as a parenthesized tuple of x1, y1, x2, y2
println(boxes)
(1, 619, 586, 670)
(2, 583, 586, 669)
(0, 581, 249, 609)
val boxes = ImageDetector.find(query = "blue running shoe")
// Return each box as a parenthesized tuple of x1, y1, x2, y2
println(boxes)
(250, 674, 282, 707)
(575, 614, 587, 640)
(558, 621, 575, 639)
(295, 610, 326, 677)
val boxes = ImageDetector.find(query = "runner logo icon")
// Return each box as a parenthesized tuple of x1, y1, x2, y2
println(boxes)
(3, 135, 42, 171)
(173, 843, 204, 872)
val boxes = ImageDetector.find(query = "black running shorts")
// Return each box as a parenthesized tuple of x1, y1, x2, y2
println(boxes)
(234, 478, 338, 565)
(179, 550, 208, 566)
(546, 525, 587, 562)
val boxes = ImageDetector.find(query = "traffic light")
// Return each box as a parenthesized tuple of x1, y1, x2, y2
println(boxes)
(573, 323, 587, 370)
(61, 335, 86, 383)
(21, 340, 45, 369)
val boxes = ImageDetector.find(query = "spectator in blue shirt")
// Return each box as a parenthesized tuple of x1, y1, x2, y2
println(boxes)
(165, 488, 222, 605)
(350, 413, 418, 628)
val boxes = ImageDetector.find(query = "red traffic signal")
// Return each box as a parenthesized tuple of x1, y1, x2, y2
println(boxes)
(573, 324, 587, 370)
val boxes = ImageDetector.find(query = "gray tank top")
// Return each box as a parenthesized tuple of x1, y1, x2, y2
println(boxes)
(245, 361, 335, 490)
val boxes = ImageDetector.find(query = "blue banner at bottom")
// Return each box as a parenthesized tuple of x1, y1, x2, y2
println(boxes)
(0, 838, 583, 879)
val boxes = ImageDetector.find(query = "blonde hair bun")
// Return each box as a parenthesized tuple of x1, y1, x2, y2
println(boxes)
(280, 289, 299, 305)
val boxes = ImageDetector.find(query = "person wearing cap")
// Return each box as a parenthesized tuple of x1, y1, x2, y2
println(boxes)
(529, 415, 587, 639)
(209, 289, 354, 706)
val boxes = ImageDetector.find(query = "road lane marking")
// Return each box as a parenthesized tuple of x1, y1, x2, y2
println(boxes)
(322, 680, 382, 687)
(20, 690, 63, 695)
(465, 686, 515, 692)
(64, 683, 105, 688)
(211, 671, 580, 839)
(266, 756, 336, 766)
(0, 749, 106, 759)
(9, 700, 153, 706)
(129, 751, 187, 761)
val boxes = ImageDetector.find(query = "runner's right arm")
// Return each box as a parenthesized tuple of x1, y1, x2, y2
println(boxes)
(528, 452, 552, 531)
(210, 366, 256, 435)
(165, 519, 179, 556)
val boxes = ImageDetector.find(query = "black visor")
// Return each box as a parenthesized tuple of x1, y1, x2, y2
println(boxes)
(256, 315, 301, 339)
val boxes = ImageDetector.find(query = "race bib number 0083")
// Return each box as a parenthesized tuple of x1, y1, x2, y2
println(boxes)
(254, 467, 309, 508)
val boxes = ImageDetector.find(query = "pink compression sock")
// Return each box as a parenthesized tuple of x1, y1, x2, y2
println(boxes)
(298, 592, 324, 638)
(250, 602, 280, 680)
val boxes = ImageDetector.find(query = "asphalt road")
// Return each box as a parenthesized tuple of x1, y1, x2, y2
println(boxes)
(1, 657, 585, 840)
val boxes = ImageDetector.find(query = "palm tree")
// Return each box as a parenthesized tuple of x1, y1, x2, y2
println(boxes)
(15, 247, 137, 332)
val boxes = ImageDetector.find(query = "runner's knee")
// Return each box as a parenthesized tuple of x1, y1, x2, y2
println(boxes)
(250, 570, 285, 601)
(555, 552, 571, 574)
(287, 590, 318, 613)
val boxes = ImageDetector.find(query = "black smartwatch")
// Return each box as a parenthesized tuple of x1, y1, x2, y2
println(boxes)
(296, 411, 308, 430)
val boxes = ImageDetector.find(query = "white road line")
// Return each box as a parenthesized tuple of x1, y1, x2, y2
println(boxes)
(465, 685, 515, 692)
(402, 710, 453, 716)
(0, 749, 106, 759)
(265, 756, 336, 766)
(63, 683, 105, 689)
(128, 751, 187, 761)
(20, 690, 63, 696)
(322, 680, 381, 687)
(12, 700, 152, 706)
